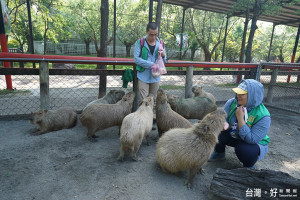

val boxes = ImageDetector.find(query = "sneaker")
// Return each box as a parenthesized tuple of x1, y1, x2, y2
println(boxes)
(208, 151, 225, 162)
(247, 165, 256, 170)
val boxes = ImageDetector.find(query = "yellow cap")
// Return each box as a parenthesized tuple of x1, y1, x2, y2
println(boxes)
(232, 87, 248, 94)
(232, 81, 248, 94)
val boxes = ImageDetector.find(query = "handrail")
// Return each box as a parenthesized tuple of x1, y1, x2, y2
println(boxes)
(0, 52, 258, 69)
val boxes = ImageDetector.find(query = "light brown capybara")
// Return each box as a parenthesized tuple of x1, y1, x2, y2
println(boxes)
(80, 91, 135, 141)
(30, 107, 77, 135)
(156, 88, 192, 137)
(84, 90, 125, 109)
(192, 85, 216, 103)
(156, 108, 227, 189)
(118, 95, 154, 161)
(167, 93, 217, 120)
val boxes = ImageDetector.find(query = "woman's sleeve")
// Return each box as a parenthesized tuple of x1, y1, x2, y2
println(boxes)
(134, 41, 153, 68)
(238, 116, 271, 144)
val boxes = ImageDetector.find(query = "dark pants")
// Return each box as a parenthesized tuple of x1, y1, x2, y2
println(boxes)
(215, 130, 260, 167)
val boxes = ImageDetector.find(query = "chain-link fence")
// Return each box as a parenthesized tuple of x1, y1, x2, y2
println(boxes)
(1, 60, 300, 120)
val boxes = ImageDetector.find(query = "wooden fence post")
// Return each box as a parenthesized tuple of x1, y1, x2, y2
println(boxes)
(266, 67, 278, 104)
(39, 61, 50, 110)
(185, 65, 193, 98)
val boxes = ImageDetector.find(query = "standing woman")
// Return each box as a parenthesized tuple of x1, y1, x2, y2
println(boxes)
(209, 79, 271, 169)
(134, 22, 167, 104)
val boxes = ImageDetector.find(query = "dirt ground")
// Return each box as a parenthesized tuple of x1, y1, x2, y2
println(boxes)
(0, 106, 299, 200)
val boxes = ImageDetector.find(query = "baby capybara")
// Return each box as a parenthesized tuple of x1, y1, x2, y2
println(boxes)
(156, 108, 227, 189)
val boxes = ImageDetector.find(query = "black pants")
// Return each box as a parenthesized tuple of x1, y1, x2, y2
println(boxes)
(215, 130, 260, 167)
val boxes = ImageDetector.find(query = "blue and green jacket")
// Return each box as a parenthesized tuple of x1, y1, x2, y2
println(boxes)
(224, 79, 271, 160)
(134, 36, 167, 83)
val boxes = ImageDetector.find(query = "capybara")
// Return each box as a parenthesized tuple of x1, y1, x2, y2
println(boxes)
(156, 108, 227, 189)
(30, 107, 77, 135)
(167, 94, 217, 120)
(84, 90, 125, 109)
(118, 95, 154, 161)
(192, 85, 216, 103)
(80, 91, 135, 141)
(156, 88, 192, 137)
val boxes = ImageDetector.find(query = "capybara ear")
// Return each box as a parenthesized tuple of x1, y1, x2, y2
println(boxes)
(204, 125, 209, 133)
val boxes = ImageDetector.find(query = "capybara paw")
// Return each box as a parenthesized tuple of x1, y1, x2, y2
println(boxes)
(31, 131, 41, 136)
(88, 137, 97, 142)
(117, 156, 124, 162)
(197, 168, 205, 175)
(91, 135, 99, 138)
(131, 156, 138, 161)
(185, 181, 193, 190)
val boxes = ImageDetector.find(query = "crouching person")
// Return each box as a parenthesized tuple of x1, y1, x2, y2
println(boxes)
(209, 79, 271, 169)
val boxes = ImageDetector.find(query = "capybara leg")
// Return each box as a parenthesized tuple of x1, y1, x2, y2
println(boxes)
(158, 128, 163, 137)
(117, 145, 125, 161)
(118, 126, 121, 136)
(185, 167, 200, 189)
(145, 135, 150, 146)
(197, 168, 204, 175)
(129, 146, 138, 161)
(87, 128, 97, 142)
(31, 130, 47, 136)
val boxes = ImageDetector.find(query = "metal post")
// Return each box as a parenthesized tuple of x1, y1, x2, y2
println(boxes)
(39, 61, 50, 110)
(149, 0, 153, 23)
(179, 8, 186, 61)
(0, 2, 13, 90)
(185, 65, 193, 98)
(156, 0, 163, 34)
(113, 0, 116, 69)
(287, 21, 300, 83)
(266, 67, 278, 104)
(221, 15, 229, 62)
(26, 0, 35, 68)
(267, 23, 276, 62)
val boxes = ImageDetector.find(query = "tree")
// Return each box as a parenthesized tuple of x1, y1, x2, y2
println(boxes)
(116, 0, 148, 57)
(232, 0, 300, 63)
(188, 9, 236, 62)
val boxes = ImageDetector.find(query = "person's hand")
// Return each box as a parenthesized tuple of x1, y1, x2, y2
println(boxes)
(235, 106, 245, 121)
(151, 63, 158, 69)
(159, 51, 165, 58)
(223, 122, 229, 131)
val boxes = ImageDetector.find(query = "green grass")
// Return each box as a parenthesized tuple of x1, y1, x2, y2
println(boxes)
(160, 85, 185, 90)
(215, 83, 239, 88)
(0, 89, 31, 95)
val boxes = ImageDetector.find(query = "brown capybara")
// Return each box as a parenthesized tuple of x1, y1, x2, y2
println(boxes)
(192, 85, 216, 103)
(30, 107, 77, 135)
(156, 108, 227, 189)
(84, 90, 125, 109)
(80, 91, 135, 141)
(156, 88, 192, 137)
(118, 95, 154, 161)
(167, 94, 217, 120)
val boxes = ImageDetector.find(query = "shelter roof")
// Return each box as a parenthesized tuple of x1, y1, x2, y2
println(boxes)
(157, 0, 300, 27)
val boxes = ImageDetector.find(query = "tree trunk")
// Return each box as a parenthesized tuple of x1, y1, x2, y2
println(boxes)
(98, 0, 109, 98)
(84, 39, 90, 55)
(245, 0, 260, 63)
(126, 45, 131, 58)
(210, 168, 300, 200)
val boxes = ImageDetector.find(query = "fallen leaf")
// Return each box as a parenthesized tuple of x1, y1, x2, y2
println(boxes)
(285, 132, 291, 136)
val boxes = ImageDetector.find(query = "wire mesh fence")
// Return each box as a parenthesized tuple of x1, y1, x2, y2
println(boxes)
(1, 62, 300, 120)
